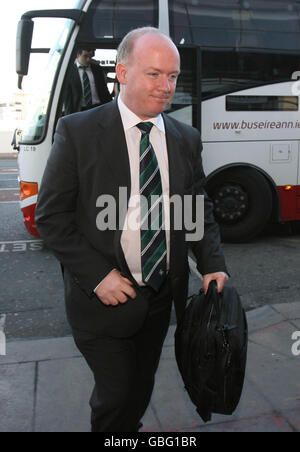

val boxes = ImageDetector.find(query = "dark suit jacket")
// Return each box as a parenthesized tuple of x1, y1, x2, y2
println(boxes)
(36, 100, 228, 338)
(64, 63, 112, 115)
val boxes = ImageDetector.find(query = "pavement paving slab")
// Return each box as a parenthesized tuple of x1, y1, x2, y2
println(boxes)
(34, 357, 92, 432)
(246, 305, 286, 333)
(281, 409, 300, 432)
(0, 362, 35, 433)
(2, 336, 80, 365)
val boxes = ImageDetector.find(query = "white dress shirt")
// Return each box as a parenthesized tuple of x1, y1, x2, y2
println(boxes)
(76, 61, 100, 107)
(94, 96, 171, 291)
(118, 96, 171, 286)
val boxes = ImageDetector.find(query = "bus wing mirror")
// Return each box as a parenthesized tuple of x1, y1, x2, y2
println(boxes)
(11, 128, 22, 152)
(16, 9, 85, 79)
(16, 18, 34, 77)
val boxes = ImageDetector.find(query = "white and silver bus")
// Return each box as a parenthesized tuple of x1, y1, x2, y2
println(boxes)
(14, 0, 300, 242)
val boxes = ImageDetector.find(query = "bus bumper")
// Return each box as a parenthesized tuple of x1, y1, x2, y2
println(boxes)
(278, 185, 300, 222)
(21, 203, 40, 237)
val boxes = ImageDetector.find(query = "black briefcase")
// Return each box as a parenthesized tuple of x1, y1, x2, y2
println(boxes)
(175, 281, 248, 422)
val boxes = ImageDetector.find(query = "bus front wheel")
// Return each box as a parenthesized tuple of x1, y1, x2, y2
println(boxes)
(206, 167, 273, 243)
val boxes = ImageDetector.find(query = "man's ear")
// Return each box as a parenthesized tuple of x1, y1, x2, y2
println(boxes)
(116, 63, 127, 86)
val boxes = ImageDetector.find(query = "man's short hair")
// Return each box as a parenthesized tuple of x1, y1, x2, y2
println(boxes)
(116, 27, 172, 65)
(77, 48, 95, 55)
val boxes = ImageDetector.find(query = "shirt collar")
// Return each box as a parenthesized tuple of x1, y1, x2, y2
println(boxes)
(117, 95, 165, 134)
(76, 60, 90, 69)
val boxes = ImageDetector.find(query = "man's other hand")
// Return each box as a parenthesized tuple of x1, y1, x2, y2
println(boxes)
(95, 270, 137, 306)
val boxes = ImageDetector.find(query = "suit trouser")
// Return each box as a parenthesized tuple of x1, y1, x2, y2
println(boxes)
(72, 280, 173, 432)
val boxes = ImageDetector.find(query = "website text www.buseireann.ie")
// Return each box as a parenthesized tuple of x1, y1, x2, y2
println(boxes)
(213, 120, 300, 130)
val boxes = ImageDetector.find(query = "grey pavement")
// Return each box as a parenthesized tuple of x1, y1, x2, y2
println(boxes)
(0, 301, 299, 433)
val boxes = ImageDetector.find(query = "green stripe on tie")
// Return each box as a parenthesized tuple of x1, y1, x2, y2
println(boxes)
(137, 122, 167, 291)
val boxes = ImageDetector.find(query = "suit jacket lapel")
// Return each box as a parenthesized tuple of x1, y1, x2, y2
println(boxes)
(96, 100, 131, 199)
(163, 114, 189, 275)
(91, 64, 101, 101)
(96, 100, 132, 275)
(163, 114, 185, 199)
(71, 64, 83, 108)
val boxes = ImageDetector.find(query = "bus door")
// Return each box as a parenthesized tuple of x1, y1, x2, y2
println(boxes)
(58, 45, 118, 121)
(56, 0, 161, 131)
(16, 8, 85, 236)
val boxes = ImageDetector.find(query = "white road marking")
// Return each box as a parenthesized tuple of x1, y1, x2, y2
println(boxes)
(0, 240, 44, 253)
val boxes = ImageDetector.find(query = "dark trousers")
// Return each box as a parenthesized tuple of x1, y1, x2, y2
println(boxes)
(72, 280, 173, 432)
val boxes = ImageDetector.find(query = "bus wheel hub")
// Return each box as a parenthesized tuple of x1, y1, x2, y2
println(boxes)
(213, 184, 248, 223)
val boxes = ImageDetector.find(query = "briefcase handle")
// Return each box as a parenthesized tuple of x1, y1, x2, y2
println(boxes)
(206, 280, 222, 319)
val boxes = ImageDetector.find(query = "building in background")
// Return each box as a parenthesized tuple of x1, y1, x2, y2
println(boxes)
(0, 92, 28, 155)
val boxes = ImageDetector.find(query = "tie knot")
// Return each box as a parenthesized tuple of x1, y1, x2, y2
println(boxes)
(137, 122, 154, 135)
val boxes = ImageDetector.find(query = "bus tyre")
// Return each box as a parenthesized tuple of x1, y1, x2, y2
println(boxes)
(206, 167, 273, 243)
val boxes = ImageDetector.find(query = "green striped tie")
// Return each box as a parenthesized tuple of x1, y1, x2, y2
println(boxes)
(137, 122, 167, 291)
(81, 67, 92, 107)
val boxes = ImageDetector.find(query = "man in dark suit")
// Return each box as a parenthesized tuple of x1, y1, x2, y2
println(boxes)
(36, 28, 229, 432)
(64, 48, 112, 115)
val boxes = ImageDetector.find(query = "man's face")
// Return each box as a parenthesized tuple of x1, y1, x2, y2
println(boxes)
(117, 35, 180, 120)
(77, 50, 93, 67)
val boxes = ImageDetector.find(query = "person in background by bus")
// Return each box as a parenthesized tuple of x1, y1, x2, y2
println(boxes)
(64, 48, 112, 115)
(36, 28, 228, 432)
